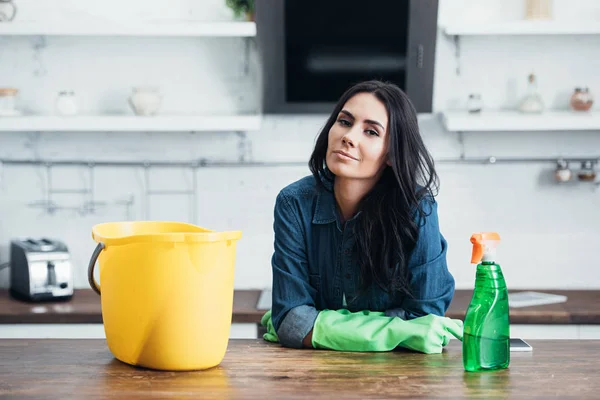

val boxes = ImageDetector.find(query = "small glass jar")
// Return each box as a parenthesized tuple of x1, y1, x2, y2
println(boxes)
(467, 94, 483, 113)
(0, 87, 18, 116)
(55, 91, 79, 116)
(570, 88, 594, 112)
(577, 161, 597, 182)
(519, 73, 544, 114)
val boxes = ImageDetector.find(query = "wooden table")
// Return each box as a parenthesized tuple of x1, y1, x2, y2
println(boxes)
(1, 339, 599, 399)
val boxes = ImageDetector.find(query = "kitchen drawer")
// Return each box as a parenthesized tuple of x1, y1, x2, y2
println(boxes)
(2, 323, 590, 340)
(0, 323, 258, 339)
(579, 326, 600, 339)
(510, 324, 579, 339)
(0, 324, 106, 339)
(229, 323, 257, 339)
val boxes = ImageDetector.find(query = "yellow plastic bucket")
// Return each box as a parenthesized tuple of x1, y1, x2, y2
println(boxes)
(87, 221, 242, 371)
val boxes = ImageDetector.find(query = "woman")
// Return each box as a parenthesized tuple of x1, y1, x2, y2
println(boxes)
(263, 80, 462, 354)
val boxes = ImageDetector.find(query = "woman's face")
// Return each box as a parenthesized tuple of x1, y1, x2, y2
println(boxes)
(326, 92, 390, 181)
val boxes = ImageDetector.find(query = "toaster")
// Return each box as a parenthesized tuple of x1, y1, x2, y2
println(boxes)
(9, 238, 74, 302)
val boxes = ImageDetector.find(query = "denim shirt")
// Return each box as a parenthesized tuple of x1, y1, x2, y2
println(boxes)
(271, 175, 455, 348)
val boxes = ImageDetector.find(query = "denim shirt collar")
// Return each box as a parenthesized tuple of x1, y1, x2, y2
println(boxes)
(312, 178, 361, 226)
(313, 184, 337, 225)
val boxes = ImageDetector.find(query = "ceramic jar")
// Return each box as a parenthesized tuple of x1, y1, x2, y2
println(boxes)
(129, 87, 162, 116)
(55, 91, 79, 116)
(570, 88, 594, 112)
(554, 159, 572, 183)
(0, 0, 17, 22)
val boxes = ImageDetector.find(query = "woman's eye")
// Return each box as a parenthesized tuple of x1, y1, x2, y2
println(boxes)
(366, 129, 379, 136)
(337, 118, 351, 127)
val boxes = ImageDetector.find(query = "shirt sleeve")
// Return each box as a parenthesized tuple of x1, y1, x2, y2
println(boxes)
(386, 197, 455, 320)
(270, 191, 319, 348)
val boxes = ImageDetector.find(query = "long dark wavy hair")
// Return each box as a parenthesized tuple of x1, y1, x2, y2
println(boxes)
(309, 80, 439, 296)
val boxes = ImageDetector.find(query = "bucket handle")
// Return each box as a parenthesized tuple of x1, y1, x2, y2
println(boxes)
(87, 243, 105, 296)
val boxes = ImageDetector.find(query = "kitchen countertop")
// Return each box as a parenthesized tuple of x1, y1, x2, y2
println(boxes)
(0, 289, 264, 324)
(447, 289, 600, 324)
(1, 339, 599, 398)
(0, 288, 599, 325)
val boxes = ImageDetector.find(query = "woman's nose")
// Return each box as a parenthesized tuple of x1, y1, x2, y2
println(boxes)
(341, 135, 355, 147)
(341, 130, 358, 148)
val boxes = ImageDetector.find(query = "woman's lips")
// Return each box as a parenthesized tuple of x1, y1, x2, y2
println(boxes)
(333, 150, 358, 161)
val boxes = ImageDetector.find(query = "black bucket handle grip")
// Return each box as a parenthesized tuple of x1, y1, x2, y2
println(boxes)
(88, 243, 105, 295)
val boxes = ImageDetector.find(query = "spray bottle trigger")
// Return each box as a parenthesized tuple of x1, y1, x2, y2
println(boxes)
(470, 232, 501, 264)
(471, 243, 483, 264)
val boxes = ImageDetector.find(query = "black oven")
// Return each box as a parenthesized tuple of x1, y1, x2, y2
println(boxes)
(256, 0, 439, 114)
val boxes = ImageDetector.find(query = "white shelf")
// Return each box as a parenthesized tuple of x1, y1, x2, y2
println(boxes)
(0, 21, 256, 37)
(441, 111, 600, 132)
(442, 21, 600, 36)
(0, 115, 262, 132)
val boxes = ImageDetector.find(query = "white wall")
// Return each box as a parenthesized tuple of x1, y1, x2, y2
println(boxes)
(0, 0, 599, 291)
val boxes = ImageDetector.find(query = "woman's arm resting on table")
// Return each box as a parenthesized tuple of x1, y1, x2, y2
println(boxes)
(385, 199, 455, 320)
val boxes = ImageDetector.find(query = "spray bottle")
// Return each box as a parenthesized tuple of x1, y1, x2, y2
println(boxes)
(463, 232, 510, 372)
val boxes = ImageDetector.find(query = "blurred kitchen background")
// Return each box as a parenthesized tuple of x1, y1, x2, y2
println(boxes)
(0, 0, 598, 338)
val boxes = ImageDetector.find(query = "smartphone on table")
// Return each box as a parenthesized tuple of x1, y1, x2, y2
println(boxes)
(510, 338, 532, 352)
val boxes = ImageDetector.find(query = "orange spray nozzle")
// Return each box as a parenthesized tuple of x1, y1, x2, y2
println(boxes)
(470, 232, 501, 263)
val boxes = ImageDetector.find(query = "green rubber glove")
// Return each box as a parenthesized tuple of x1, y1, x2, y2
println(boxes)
(261, 310, 279, 343)
(312, 309, 463, 354)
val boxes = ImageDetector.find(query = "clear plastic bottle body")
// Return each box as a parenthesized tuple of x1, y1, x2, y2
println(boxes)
(463, 261, 510, 372)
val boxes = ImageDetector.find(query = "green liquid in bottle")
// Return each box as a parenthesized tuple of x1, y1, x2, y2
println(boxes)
(463, 261, 510, 372)
(463, 333, 509, 371)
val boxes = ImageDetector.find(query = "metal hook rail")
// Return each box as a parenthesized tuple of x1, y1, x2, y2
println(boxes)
(0, 155, 597, 218)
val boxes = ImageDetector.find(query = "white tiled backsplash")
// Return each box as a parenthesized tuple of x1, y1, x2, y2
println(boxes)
(0, 0, 599, 290)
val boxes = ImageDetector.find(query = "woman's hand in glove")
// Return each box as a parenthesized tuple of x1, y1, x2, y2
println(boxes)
(397, 314, 463, 354)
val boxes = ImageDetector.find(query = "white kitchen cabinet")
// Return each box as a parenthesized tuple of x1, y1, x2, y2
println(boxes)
(0, 324, 106, 339)
(510, 324, 579, 339)
(229, 323, 258, 339)
(0, 323, 258, 339)
(579, 326, 600, 339)
(1, 323, 596, 340)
